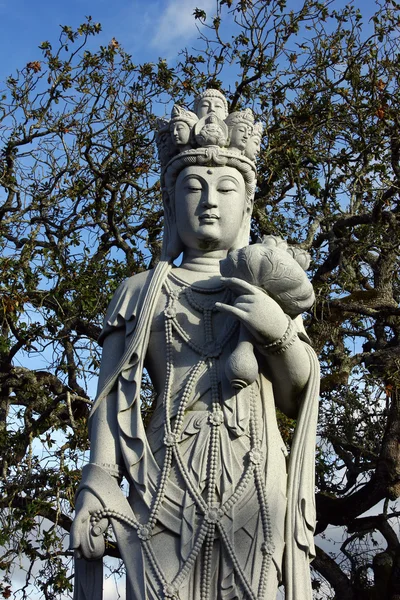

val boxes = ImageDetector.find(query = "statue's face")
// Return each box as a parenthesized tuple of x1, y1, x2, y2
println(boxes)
(230, 123, 251, 151)
(245, 135, 261, 161)
(174, 166, 248, 252)
(196, 96, 226, 120)
(171, 121, 190, 145)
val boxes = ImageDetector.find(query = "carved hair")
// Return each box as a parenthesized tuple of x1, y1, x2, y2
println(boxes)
(170, 105, 198, 127)
(252, 121, 264, 140)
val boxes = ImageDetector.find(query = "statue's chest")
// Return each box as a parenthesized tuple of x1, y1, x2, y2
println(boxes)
(150, 275, 236, 352)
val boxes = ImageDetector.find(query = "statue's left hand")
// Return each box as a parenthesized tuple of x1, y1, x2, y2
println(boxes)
(70, 489, 109, 560)
(216, 277, 288, 345)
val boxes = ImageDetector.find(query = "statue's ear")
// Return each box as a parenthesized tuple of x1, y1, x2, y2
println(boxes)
(162, 189, 183, 260)
(249, 184, 256, 208)
(244, 188, 254, 218)
(229, 211, 252, 251)
(163, 188, 174, 220)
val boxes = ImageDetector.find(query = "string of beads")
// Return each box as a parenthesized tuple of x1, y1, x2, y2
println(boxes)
(90, 273, 275, 599)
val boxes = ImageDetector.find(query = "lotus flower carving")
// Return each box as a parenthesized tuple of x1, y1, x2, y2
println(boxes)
(220, 236, 314, 317)
(220, 236, 314, 389)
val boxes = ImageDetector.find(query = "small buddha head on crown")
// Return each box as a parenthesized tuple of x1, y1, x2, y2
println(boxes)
(156, 117, 176, 165)
(245, 121, 264, 161)
(169, 105, 198, 149)
(194, 89, 229, 121)
(158, 90, 262, 260)
(194, 113, 229, 148)
(225, 109, 255, 154)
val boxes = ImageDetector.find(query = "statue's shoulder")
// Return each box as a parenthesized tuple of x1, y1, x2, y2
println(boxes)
(99, 269, 155, 344)
(117, 269, 155, 296)
(109, 269, 155, 310)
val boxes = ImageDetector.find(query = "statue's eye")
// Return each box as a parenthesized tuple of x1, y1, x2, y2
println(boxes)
(218, 177, 238, 193)
(185, 181, 202, 193)
(218, 184, 237, 194)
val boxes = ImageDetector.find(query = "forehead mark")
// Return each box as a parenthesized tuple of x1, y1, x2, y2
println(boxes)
(177, 167, 245, 185)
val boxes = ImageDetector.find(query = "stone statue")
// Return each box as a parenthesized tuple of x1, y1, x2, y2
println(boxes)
(244, 121, 263, 161)
(170, 105, 198, 151)
(225, 109, 254, 154)
(194, 88, 228, 120)
(70, 89, 320, 600)
(194, 114, 229, 148)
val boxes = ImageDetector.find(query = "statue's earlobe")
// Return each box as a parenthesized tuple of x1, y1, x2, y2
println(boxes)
(166, 227, 183, 260)
(162, 190, 183, 261)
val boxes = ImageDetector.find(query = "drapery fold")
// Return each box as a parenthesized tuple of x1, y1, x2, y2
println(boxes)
(74, 264, 320, 599)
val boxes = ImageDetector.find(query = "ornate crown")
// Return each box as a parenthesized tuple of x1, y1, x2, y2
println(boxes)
(156, 89, 264, 185)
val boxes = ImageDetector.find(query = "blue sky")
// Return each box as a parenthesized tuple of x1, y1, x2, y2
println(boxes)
(0, 0, 380, 83)
(0, 0, 216, 82)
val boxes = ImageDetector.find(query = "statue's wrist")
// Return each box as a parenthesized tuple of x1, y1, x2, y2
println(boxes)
(94, 462, 125, 481)
(260, 315, 298, 356)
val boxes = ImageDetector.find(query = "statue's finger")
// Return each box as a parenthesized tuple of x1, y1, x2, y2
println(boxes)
(91, 518, 109, 537)
(80, 521, 105, 560)
(215, 302, 248, 321)
(69, 523, 81, 550)
(233, 296, 253, 305)
(220, 277, 258, 295)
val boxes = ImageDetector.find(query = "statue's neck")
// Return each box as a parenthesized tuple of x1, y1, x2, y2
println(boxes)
(173, 249, 227, 287)
(181, 250, 226, 273)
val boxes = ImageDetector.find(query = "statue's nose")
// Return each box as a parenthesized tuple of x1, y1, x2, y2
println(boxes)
(202, 190, 218, 207)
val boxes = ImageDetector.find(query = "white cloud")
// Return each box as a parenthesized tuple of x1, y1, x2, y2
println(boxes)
(150, 0, 215, 55)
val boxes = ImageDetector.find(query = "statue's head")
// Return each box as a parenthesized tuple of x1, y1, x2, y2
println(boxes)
(194, 88, 229, 120)
(169, 105, 198, 149)
(225, 109, 254, 153)
(156, 90, 263, 260)
(245, 121, 263, 161)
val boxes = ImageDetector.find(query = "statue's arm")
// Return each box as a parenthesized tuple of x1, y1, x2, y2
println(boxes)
(89, 328, 126, 466)
(259, 336, 311, 418)
(88, 269, 152, 463)
(70, 328, 126, 560)
(217, 276, 313, 417)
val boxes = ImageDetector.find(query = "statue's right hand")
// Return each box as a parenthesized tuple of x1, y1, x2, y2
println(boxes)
(70, 489, 109, 560)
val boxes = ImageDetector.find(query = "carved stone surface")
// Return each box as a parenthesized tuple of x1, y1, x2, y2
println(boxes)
(70, 89, 320, 600)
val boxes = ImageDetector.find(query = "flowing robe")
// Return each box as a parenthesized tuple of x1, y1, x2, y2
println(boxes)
(76, 265, 320, 600)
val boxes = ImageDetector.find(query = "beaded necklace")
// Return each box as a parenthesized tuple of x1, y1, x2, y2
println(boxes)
(91, 273, 275, 599)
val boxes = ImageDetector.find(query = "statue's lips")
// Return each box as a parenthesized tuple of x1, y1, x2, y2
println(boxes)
(199, 214, 219, 222)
